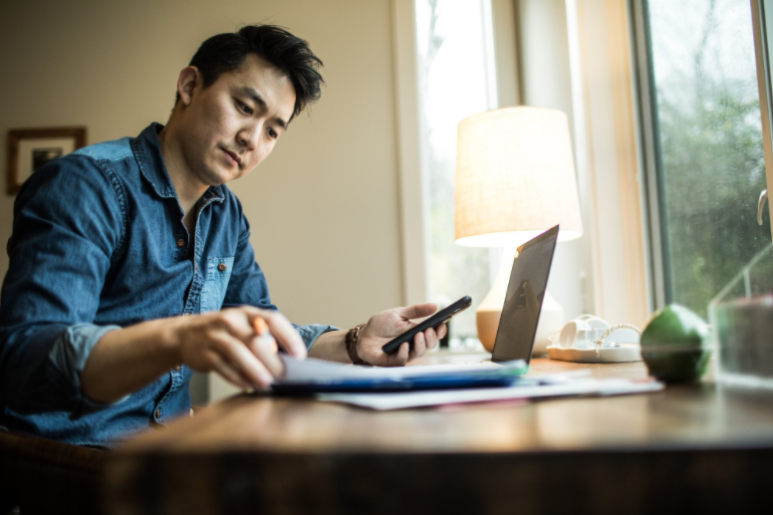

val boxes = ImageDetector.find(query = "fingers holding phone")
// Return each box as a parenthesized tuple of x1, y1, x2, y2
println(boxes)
(380, 296, 470, 355)
(355, 298, 463, 367)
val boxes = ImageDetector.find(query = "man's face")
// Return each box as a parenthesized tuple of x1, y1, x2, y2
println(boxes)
(176, 53, 296, 186)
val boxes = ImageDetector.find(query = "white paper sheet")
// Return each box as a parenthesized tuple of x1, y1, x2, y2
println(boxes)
(316, 378, 664, 410)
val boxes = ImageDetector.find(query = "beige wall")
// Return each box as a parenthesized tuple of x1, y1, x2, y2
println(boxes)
(0, 0, 404, 334)
(515, 0, 650, 326)
(516, 0, 591, 319)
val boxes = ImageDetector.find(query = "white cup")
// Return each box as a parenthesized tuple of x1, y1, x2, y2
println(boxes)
(558, 315, 611, 349)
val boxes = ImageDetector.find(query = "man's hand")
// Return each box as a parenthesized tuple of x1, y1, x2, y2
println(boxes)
(174, 306, 306, 389)
(82, 306, 306, 403)
(356, 303, 447, 366)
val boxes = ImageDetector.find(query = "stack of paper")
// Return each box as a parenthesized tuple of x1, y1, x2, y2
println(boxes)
(317, 377, 664, 410)
(271, 357, 663, 410)
(272, 356, 528, 393)
(273, 355, 663, 410)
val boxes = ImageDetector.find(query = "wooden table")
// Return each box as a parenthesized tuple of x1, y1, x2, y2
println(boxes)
(103, 352, 773, 514)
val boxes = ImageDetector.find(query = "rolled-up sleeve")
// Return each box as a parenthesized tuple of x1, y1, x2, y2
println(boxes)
(47, 324, 122, 399)
(0, 155, 125, 413)
(295, 323, 339, 349)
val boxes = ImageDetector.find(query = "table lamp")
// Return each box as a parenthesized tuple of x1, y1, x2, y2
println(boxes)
(455, 106, 583, 352)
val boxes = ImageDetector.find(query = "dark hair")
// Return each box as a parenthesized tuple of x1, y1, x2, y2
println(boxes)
(178, 24, 324, 120)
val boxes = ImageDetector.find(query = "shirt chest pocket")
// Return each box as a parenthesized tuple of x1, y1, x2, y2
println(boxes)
(200, 257, 235, 313)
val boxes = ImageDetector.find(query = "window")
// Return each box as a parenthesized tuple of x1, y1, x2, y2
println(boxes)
(635, 0, 771, 317)
(414, 0, 498, 346)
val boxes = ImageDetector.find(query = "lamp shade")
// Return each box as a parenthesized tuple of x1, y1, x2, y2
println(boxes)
(455, 106, 583, 247)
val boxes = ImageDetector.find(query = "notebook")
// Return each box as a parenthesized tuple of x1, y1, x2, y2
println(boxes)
(271, 355, 528, 393)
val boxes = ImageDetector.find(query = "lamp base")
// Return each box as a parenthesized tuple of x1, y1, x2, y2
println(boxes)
(476, 247, 565, 354)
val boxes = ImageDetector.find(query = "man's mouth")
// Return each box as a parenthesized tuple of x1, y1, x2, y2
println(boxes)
(222, 148, 242, 167)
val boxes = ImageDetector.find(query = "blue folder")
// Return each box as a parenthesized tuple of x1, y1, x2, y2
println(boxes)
(271, 356, 528, 394)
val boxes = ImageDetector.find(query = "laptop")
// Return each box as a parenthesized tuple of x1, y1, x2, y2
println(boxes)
(490, 225, 559, 364)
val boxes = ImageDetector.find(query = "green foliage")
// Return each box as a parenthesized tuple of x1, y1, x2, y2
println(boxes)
(656, 23, 770, 317)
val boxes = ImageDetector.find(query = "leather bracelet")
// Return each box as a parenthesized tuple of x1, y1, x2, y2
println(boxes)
(346, 324, 367, 365)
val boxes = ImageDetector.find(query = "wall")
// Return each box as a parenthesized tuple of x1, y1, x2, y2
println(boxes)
(0, 0, 404, 400)
(515, 0, 650, 326)
(572, 0, 649, 326)
(492, 0, 521, 108)
(515, 0, 592, 319)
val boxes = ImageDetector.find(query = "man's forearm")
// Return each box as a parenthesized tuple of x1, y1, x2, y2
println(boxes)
(81, 307, 307, 403)
(84, 323, 351, 403)
(308, 329, 349, 363)
(80, 318, 182, 403)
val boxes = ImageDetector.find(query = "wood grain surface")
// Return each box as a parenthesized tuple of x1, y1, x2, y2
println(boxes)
(103, 353, 773, 514)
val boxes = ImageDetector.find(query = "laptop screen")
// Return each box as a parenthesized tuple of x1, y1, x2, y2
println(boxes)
(491, 225, 559, 364)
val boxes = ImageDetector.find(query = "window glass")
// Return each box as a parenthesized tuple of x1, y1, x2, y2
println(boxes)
(647, 0, 770, 317)
(415, 0, 496, 345)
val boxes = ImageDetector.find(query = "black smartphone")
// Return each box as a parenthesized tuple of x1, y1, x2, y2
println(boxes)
(381, 296, 472, 355)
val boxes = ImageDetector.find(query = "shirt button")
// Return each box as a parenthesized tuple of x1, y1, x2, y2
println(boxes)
(155, 408, 162, 419)
(218, 263, 227, 272)
(195, 263, 199, 271)
(176, 238, 185, 248)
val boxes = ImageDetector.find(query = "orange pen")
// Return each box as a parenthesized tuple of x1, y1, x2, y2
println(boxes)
(253, 316, 278, 353)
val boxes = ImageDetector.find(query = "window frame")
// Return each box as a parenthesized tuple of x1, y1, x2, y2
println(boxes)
(629, 0, 670, 310)
(630, 0, 773, 312)
(391, 0, 521, 308)
(392, 0, 432, 307)
(751, 0, 773, 243)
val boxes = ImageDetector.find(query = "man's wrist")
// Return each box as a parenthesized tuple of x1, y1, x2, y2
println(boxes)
(307, 330, 349, 362)
(346, 324, 367, 365)
(157, 316, 186, 367)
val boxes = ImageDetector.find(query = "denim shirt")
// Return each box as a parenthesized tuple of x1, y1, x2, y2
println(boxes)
(0, 123, 335, 447)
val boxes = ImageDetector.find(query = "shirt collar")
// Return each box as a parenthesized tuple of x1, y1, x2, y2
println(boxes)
(132, 122, 225, 202)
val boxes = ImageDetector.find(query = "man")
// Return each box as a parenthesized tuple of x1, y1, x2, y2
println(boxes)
(0, 25, 445, 447)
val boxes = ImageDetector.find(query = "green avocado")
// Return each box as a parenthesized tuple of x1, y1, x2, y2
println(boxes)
(640, 304, 711, 383)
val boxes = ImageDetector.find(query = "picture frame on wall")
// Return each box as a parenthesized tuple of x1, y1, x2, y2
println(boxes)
(6, 127, 87, 195)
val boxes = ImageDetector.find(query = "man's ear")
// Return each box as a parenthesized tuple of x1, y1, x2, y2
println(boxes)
(177, 66, 200, 107)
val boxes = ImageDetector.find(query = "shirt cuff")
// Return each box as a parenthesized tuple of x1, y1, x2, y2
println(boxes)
(294, 324, 340, 349)
(48, 323, 128, 410)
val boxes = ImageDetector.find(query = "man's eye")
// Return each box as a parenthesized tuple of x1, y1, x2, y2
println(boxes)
(236, 100, 253, 115)
(267, 128, 278, 139)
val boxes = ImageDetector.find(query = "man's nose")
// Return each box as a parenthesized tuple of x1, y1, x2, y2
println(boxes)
(237, 123, 261, 151)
